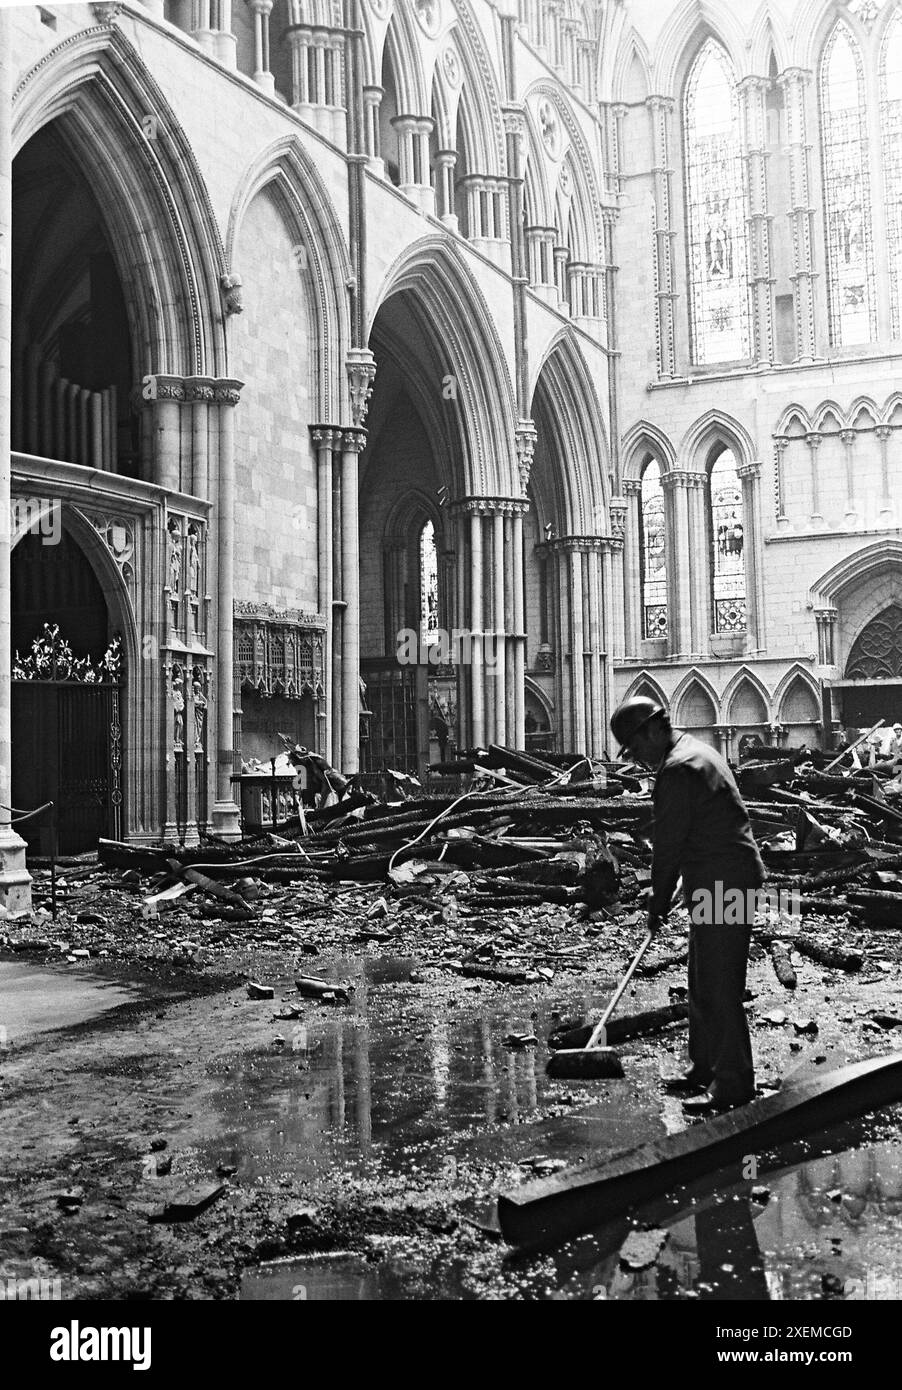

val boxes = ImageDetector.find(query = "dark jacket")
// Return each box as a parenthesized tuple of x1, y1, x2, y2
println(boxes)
(650, 732, 765, 918)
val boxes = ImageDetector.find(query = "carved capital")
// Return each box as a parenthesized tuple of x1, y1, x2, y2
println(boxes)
(622, 477, 643, 495)
(183, 377, 216, 403)
(91, 2, 123, 25)
(341, 427, 368, 455)
(806, 432, 822, 450)
(213, 379, 243, 406)
(840, 430, 857, 447)
(310, 425, 341, 450)
(736, 461, 762, 480)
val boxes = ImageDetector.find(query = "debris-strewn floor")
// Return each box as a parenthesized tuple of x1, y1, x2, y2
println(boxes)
(2, 861, 902, 1300)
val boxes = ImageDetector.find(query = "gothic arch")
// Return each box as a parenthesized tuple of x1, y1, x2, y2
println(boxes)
(226, 136, 351, 422)
(775, 404, 813, 436)
(611, 30, 652, 104)
(747, 4, 792, 77)
(450, 1, 506, 174)
(529, 331, 609, 533)
(652, 2, 748, 94)
(882, 391, 902, 425)
(379, 7, 428, 115)
(812, 399, 847, 432)
(623, 670, 668, 707)
(672, 668, 721, 725)
(679, 409, 756, 472)
(13, 25, 227, 379)
(523, 82, 604, 261)
(810, 539, 902, 607)
(522, 108, 554, 227)
(622, 421, 677, 480)
(723, 667, 772, 723)
(848, 397, 880, 430)
(369, 236, 518, 497)
(794, 0, 871, 73)
(774, 664, 821, 718)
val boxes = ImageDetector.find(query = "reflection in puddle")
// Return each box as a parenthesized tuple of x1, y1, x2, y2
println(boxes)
(183, 954, 902, 1301)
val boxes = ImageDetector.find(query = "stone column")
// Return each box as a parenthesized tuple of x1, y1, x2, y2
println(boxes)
(288, 26, 312, 111)
(647, 95, 677, 378)
(340, 428, 365, 774)
(469, 505, 485, 748)
(621, 479, 642, 655)
(151, 377, 185, 491)
(363, 86, 384, 176)
(435, 150, 458, 229)
(806, 432, 823, 523)
(840, 429, 857, 522)
(555, 544, 572, 750)
(213, 0, 237, 68)
(491, 507, 506, 745)
(312, 427, 338, 761)
(0, 16, 31, 912)
(391, 115, 429, 208)
(511, 503, 526, 749)
(815, 607, 837, 666)
(246, 0, 275, 94)
(587, 543, 604, 755)
(877, 425, 894, 519)
(773, 436, 790, 530)
(738, 461, 765, 653)
(455, 508, 469, 744)
(211, 379, 243, 840)
(779, 68, 817, 363)
(686, 473, 710, 656)
(739, 76, 774, 367)
(662, 471, 692, 657)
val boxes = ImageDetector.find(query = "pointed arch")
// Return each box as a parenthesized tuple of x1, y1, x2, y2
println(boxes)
(813, 400, 845, 432)
(13, 25, 227, 378)
(774, 664, 821, 721)
(611, 29, 652, 104)
(226, 136, 351, 422)
(369, 237, 517, 497)
(622, 420, 677, 480)
(529, 330, 609, 533)
(723, 667, 771, 724)
(380, 6, 427, 115)
(680, 409, 756, 471)
(775, 403, 813, 436)
(848, 397, 880, 430)
(653, 3, 748, 94)
(810, 539, 902, 607)
(748, 4, 791, 77)
(524, 83, 604, 261)
(672, 668, 721, 731)
(881, 391, 902, 426)
(623, 670, 669, 708)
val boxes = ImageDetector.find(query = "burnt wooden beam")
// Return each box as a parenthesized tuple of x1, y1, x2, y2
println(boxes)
(497, 1052, 902, 1248)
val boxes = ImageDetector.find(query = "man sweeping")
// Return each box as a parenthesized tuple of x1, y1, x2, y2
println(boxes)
(610, 697, 766, 1113)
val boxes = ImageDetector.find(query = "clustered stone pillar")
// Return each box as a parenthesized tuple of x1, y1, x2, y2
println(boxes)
(391, 115, 435, 216)
(779, 68, 817, 364)
(192, 0, 237, 67)
(288, 23, 345, 145)
(362, 86, 384, 175)
(340, 429, 365, 773)
(662, 470, 694, 657)
(739, 76, 775, 367)
(815, 608, 837, 667)
(877, 425, 894, 519)
(647, 95, 677, 379)
(548, 538, 608, 756)
(312, 427, 338, 759)
(452, 498, 527, 751)
(0, 14, 31, 912)
(434, 150, 458, 229)
(246, 0, 275, 95)
(806, 431, 823, 523)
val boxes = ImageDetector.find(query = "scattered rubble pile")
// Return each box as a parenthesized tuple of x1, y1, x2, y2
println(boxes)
(5, 738, 902, 988)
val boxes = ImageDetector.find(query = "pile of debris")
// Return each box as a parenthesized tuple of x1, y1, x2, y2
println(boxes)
(10, 732, 902, 984)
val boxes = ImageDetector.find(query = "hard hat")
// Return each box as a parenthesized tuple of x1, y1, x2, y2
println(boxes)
(610, 695, 667, 755)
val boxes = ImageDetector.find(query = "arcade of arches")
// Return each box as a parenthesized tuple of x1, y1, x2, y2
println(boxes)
(1, 0, 901, 913)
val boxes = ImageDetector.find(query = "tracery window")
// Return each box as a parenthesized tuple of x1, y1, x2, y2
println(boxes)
(708, 449, 746, 634)
(846, 605, 902, 678)
(820, 24, 876, 346)
(419, 519, 439, 647)
(639, 459, 668, 639)
(683, 40, 751, 365)
(880, 11, 902, 338)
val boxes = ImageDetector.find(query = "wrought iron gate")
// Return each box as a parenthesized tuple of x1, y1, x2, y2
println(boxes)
(12, 681, 122, 855)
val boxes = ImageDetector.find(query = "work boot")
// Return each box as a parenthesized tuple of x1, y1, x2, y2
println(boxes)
(661, 1067, 712, 1095)
(681, 1086, 755, 1115)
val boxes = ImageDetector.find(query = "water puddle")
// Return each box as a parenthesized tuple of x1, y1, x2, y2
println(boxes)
(0, 959, 144, 1042)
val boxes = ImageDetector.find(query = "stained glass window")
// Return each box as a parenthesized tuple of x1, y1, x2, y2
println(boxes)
(880, 11, 902, 339)
(640, 460, 668, 640)
(709, 449, 747, 634)
(820, 24, 876, 346)
(683, 40, 751, 365)
(419, 519, 439, 646)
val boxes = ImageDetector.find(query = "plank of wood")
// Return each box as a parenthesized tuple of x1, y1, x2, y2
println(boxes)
(496, 1051, 902, 1249)
(150, 1183, 226, 1223)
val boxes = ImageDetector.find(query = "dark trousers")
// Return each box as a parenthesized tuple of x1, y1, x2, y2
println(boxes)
(687, 921, 754, 1098)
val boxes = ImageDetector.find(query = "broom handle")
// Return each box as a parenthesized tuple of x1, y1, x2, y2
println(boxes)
(585, 929, 657, 1050)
